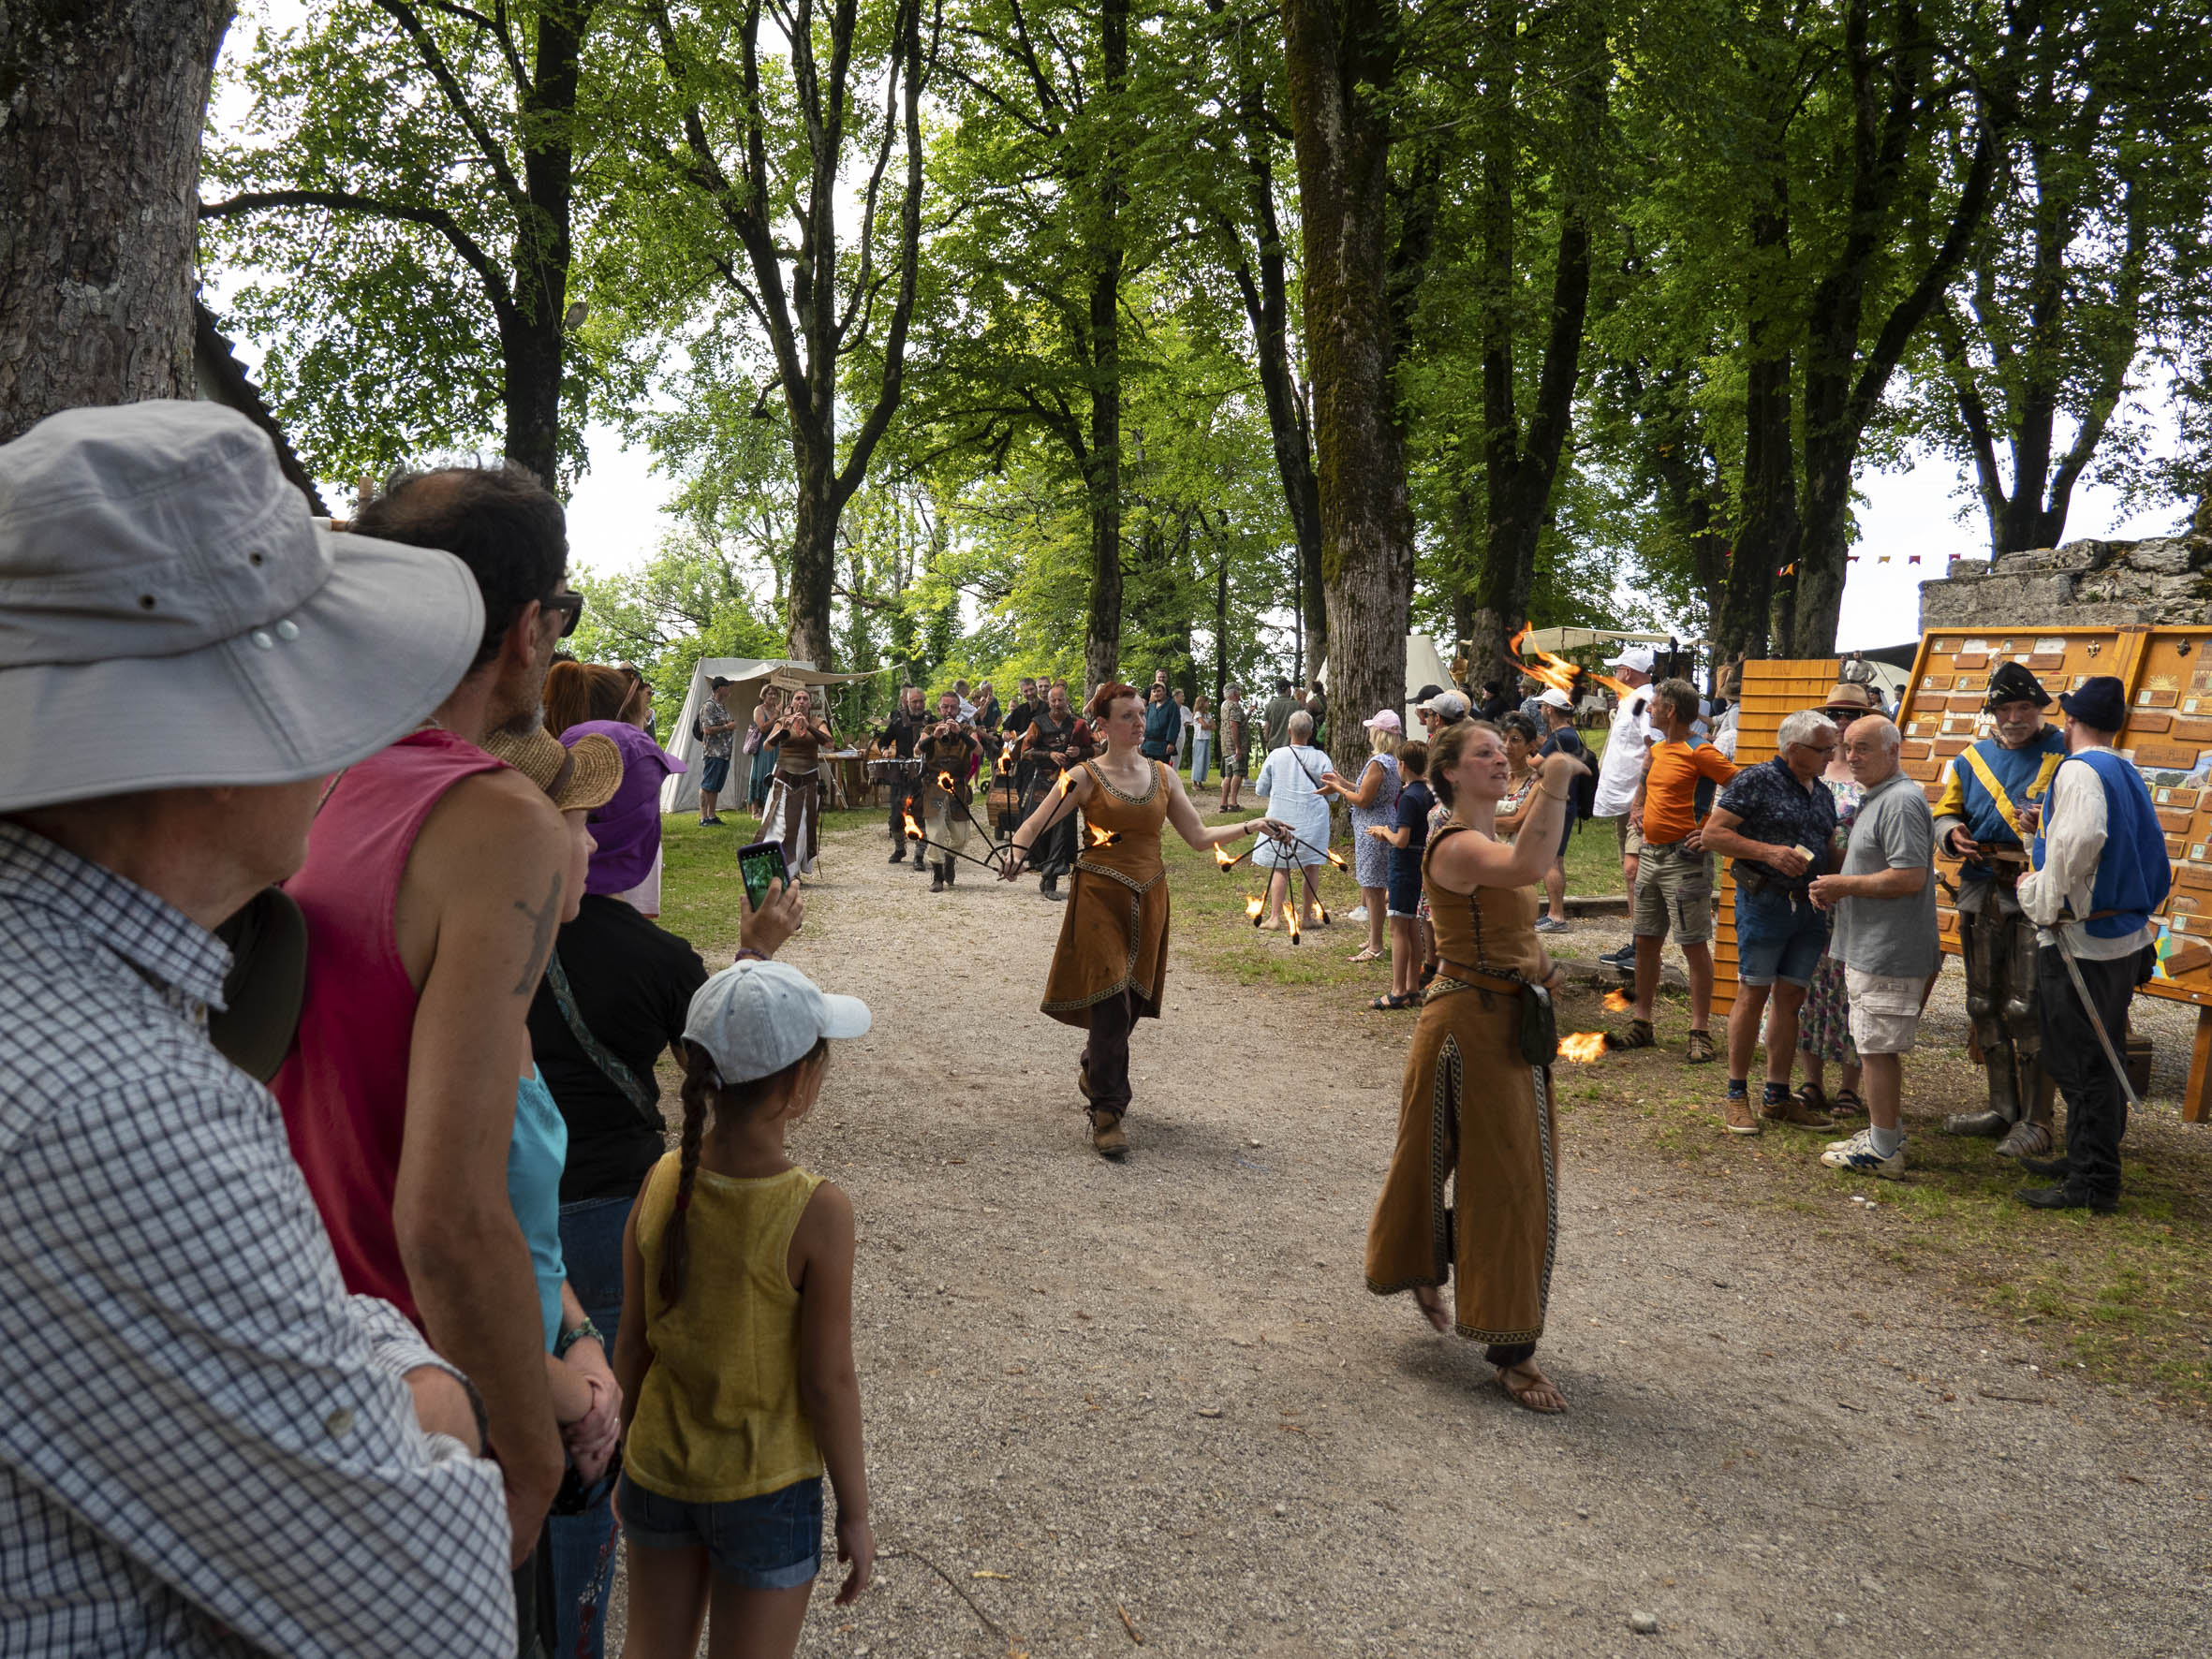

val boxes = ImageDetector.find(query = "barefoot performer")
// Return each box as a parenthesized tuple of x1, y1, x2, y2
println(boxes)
(1000, 683, 1282, 1159)
(1365, 720, 1580, 1413)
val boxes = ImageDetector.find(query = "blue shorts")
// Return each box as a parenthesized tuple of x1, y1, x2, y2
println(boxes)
(699, 754, 731, 794)
(1387, 851, 1423, 918)
(1733, 882, 1829, 987)
(617, 1473, 822, 1591)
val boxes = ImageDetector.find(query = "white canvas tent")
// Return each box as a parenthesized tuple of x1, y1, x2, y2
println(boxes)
(1316, 634, 1454, 737)
(659, 657, 883, 814)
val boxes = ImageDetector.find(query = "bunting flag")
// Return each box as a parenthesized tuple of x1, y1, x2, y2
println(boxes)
(1849, 555, 1861, 563)
(1908, 555, 1923, 565)
(1775, 563, 1795, 576)
(1878, 555, 1892, 564)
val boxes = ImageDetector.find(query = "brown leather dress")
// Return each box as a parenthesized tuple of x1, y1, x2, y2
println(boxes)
(1364, 824, 1558, 1347)
(1040, 759, 1171, 1028)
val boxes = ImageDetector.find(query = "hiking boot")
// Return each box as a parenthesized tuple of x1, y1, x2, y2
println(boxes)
(1761, 1092, 1835, 1131)
(1996, 1119, 2055, 1161)
(1685, 1030, 1718, 1064)
(1604, 1018, 1655, 1051)
(1722, 1094, 1762, 1136)
(929, 863, 946, 893)
(889, 844, 907, 863)
(1089, 1109, 1128, 1158)
(1941, 1108, 2010, 1138)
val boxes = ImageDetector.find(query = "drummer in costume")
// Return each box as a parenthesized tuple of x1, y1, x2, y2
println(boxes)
(916, 691, 983, 893)
(1011, 680, 1094, 902)
(1000, 683, 1281, 1158)
(1931, 662, 2068, 1157)
(759, 683, 833, 877)
(1365, 719, 1579, 1414)
(877, 683, 930, 866)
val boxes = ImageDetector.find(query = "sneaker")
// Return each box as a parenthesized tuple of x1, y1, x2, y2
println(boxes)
(1821, 1127, 1907, 1178)
(1533, 916, 1570, 934)
(1761, 1092, 1834, 1130)
(1685, 1029, 1718, 1064)
(1347, 904, 1369, 923)
(1722, 1094, 1762, 1136)
(1600, 944, 1636, 968)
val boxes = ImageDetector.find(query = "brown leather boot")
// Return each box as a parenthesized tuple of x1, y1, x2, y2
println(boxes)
(1089, 1108, 1128, 1158)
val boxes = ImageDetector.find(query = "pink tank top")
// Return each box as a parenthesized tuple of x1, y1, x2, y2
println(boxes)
(273, 729, 506, 1324)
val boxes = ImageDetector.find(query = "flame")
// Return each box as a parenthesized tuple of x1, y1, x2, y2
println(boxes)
(902, 805, 924, 842)
(1215, 844, 1237, 868)
(1507, 624, 1635, 701)
(1316, 903, 1331, 925)
(1050, 768, 1076, 800)
(1323, 847, 1349, 871)
(1559, 1032, 1609, 1064)
(1603, 988, 1632, 1013)
(936, 770, 956, 794)
(1285, 900, 1302, 943)
(1088, 822, 1118, 848)
(1246, 893, 1265, 923)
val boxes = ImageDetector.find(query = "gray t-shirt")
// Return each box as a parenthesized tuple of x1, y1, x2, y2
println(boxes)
(1830, 771, 1939, 977)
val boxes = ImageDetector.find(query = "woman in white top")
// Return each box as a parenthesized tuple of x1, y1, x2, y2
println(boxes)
(1254, 711, 1334, 930)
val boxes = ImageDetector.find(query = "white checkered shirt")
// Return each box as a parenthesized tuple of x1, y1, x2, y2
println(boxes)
(0, 824, 513, 1656)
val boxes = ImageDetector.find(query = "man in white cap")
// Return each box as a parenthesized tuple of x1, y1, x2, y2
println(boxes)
(0, 403, 512, 1654)
(1591, 644, 1659, 967)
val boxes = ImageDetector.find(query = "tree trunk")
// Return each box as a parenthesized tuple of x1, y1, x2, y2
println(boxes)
(787, 440, 839, 668)
(503, 0, 590, 488)
(1083, 265, 1125, 693)
(1718, 132, 1794, 661)
(1282, 0, 1408, 776)
(0, 0, 234, 441)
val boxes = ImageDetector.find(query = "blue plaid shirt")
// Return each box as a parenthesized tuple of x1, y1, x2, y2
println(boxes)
(0, 824, 511, 1657)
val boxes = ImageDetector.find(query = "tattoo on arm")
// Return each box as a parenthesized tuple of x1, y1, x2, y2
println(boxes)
(511, 872, 565, 995)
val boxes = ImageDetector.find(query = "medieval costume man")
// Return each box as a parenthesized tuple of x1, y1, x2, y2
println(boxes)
(915, 692, 982, 893)
(877, 684, 930, 866)
(1931, 662, 2069, 1158)
(1013, 682, 1095, 901)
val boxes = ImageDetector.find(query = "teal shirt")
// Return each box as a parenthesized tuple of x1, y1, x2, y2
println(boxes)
(508, 1067, 569, 1352)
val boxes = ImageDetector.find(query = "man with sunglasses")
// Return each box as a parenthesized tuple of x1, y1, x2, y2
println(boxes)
(273, 464, 585, 1635)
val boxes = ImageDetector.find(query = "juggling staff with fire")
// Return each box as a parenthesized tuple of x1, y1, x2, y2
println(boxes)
(1000, 683, 1286, 1160)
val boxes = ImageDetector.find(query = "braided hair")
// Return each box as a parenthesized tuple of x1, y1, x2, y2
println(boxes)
(660, 1035, 830, 1306)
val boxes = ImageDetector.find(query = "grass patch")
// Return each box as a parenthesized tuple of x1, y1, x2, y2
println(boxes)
(1556, 982, 2212, 1415)
(657, 805, 884, 960)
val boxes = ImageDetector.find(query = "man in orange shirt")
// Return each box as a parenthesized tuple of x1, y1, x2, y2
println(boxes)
(1610, 679, 1737, 1059)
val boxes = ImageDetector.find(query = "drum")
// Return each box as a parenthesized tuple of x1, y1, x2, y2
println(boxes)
(866, 756, 923, 782)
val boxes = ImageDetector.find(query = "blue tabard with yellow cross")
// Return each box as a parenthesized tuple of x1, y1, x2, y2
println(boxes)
(1931, 727, 2067, 883)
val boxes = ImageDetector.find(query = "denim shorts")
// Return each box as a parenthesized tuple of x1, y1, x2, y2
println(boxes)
(699, 753, 731, 795)
(1733, 882, 1829, 987)
(617, 1473, 822, 1591)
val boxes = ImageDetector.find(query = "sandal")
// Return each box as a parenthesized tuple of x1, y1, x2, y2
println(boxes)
(1369, 992, 1417, 1011)
(1349, 946, 1384, 962)
(1604, 1018, 1655, 1051)
(1831, 1088, 1866, 1117)
(1497, 1361, 1568, 1415)
(1793, 1081, 1829, 1116)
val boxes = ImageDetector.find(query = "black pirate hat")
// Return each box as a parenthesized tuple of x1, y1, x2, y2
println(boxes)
(1984, 661, 2051, 710)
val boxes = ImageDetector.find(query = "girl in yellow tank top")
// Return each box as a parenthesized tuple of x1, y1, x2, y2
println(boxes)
(613, 961, 876, 1657)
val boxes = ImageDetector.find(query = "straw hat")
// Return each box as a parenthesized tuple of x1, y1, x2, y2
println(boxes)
(1821, 682, 1877, 715)
(479, 725, 623, 812)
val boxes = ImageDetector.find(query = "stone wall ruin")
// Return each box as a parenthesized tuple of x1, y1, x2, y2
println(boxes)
(1918, 502, 2212, 634)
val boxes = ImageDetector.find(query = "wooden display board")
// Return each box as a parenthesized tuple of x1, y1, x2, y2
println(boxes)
(1710, 632, 2212, 1123)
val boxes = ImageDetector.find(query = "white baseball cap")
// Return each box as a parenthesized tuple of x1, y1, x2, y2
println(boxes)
(685, 960, 872, 1085)
(0, 401, 483, 810)
(1538, 688, 1574, 712)
(1604, 644, 1657, 673)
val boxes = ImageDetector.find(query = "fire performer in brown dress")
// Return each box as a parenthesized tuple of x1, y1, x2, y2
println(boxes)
(1001, 683, 1282, 1158)
(1365, 719, 1580, 1413)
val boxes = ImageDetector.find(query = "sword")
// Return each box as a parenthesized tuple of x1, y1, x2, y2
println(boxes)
(2052, 929, 2141, 1111)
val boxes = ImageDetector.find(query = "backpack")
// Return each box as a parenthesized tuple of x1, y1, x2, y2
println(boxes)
(1548, 728, 1598, 823)
(691, 710, 707, 742)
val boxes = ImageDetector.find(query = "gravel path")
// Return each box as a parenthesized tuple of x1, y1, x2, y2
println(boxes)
(631, 826, 2212, 1657)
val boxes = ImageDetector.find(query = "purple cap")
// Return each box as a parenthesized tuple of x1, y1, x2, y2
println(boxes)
(559, 718, 685, 895)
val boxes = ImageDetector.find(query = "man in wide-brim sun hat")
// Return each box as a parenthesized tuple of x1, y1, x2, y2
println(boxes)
(0, 401, 515, 1653)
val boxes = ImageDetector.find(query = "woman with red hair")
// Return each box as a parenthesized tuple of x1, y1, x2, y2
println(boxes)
(1002, 683, 1282, 1157)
